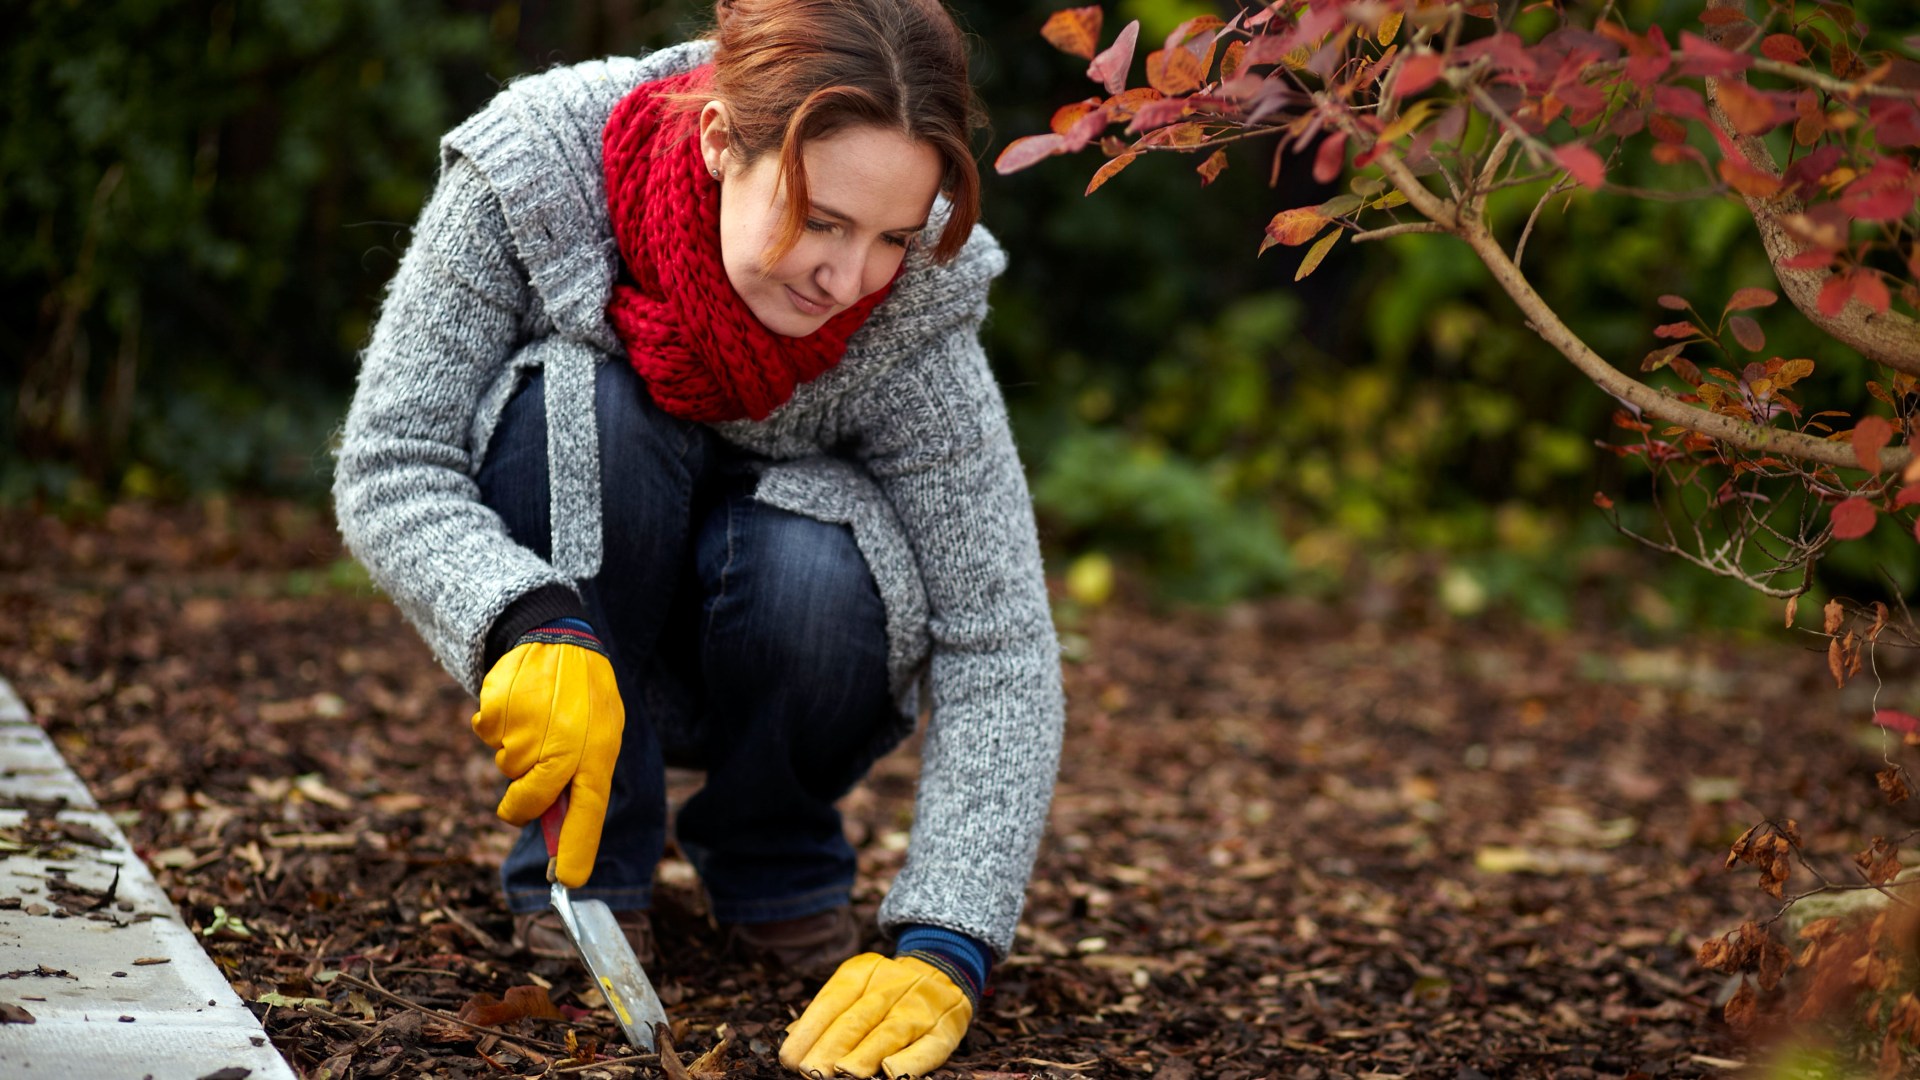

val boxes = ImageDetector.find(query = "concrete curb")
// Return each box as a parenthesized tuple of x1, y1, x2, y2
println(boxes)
(0, 675, 297, 1080)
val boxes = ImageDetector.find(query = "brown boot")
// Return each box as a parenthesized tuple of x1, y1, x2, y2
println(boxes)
(723, 905, 861, 977)
(514, 908, 655, 966)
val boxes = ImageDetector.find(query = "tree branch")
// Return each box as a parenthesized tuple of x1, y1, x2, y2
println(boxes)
(1703, 0, 1920, 377)
(1335, 108, 1913, 472)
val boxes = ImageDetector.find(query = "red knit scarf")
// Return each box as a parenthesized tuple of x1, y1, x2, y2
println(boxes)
(603, 67, 893, 423)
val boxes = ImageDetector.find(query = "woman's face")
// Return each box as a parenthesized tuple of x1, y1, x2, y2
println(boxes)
(700, 106, 942, 337)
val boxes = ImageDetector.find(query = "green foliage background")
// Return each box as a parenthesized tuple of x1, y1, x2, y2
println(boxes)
(6, 0, 1913, 629)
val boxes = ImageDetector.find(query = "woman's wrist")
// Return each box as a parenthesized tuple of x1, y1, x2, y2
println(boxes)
(483, 584, 590, 669)
(894, 924, 991, 1009)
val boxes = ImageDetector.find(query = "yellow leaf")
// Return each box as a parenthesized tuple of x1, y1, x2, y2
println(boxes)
(1375, 10, 1404, 44)
(1295, 229, 1340, 281)
(1377, 98, 1441, 145)
(1262, 207, 1329, 249)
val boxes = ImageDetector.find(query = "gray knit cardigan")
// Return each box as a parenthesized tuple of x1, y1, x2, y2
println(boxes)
(332, 41, 1064, 957)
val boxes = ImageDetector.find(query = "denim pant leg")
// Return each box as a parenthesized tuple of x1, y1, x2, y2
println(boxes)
(478, 360, 711, 914)
(674, 489, 899, 924)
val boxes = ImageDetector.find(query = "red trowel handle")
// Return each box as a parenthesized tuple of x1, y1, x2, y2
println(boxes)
(540, 788, 571, 882)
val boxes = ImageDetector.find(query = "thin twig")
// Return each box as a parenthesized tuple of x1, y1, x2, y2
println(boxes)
(1352, 221, 1445, 242)
(329, 971, 570, 1053)
(1749, 57, 1916, 99)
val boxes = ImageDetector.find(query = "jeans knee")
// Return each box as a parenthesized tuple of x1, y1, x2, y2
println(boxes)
(703, 506, 888, 681)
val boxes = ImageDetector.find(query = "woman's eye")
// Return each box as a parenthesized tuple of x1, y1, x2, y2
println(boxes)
(884, 234, 912, 249)
(805, 219, 834, 234)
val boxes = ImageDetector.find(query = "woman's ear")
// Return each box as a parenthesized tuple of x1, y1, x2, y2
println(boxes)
(697, 101, 732, 180)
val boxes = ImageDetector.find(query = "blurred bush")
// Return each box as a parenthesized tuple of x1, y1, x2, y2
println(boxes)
(7, 0, 1905, 633)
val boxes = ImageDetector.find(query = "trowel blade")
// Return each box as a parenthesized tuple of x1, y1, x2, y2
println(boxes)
(550, 882, 670, 1051)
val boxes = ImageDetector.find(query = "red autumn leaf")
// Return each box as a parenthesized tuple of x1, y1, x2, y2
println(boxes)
(1625, 25, 1673, 83)
(1760, 34, 1808, 63)
(1394, 52, 1444, 97)
(1042, 6, 1104, 60)
(1832, 497, 1878, 540)
(995, 133, 1070, 175)
(1312, 131, 1347, 184)
(1657, 294, 1691, 311)
(1728, 315, 1765, 352)
(1896, 485, 1920, 509)
(1725, 287, 1778, 313)
(1817, 273, 1855, 316)
(1783, 247, 1836, 270)
(1654, 321, 1699, 339)
(1554, 143, 1606, 190)
(1594, 491, 1615, 510)
(1840, 160, 1919, 222)
(1087, 19, 1140, 96)
(1676, 30, 1752, 77)
(1855, 271, 1892, 316)
(1653, 85, 1709, 122)
(1853, 416, 1894, 474)
(1869, 97, 1920, 148)
(1125, 95, 1189, 133)
(1874, 709, 1920, 735)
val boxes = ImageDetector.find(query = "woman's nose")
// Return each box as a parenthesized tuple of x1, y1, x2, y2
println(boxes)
(816, 243, 871, 307)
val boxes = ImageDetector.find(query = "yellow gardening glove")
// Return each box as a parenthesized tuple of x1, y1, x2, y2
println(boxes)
(780, 953, 972, 1079)
(470, 620, 623, 887)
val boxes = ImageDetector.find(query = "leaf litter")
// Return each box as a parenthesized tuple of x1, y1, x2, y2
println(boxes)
(4, 499, 1898, 1077)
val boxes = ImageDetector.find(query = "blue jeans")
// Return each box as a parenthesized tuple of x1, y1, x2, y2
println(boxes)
(476, 360, 899, 923)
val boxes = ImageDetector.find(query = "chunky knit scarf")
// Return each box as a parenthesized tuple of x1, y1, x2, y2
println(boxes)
(603, 67, 893, 423)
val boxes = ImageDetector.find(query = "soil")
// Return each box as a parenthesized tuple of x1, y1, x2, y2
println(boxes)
(1, 499, 1907, 1079)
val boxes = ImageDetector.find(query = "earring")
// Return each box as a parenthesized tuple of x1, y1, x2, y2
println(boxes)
(710, 166, 722, 181)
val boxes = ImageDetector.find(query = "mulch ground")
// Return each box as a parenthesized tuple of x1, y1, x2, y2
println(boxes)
(1, 499, 1911, 1079)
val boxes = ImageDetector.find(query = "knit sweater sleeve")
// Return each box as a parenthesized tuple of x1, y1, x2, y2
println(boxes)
(854, 228, 1066, 959)
(332, 157, 577, 692)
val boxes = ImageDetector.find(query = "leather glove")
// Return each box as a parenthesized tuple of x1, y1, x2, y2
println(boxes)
(470, 618, 623, 887)
(780, 953, 972, 1079)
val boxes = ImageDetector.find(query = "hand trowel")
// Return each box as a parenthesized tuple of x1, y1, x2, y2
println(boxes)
(540, 790, 671, 1051)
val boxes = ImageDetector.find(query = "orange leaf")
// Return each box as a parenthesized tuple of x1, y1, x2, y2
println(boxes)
(459, 985, 562, 1027)
(1051, 98, 1104, 135)
(1196, 148, 1228, 186)
(1853, 416, 1893, 474)
(1146, 46, 1206, 95)
(1085, 152, 1139, 195)
(1717, 81, 1784, 137)
(1042, 6, 1104, 60)
(1719, 156, 1783, 198)
(1832, 497, 1877, 540)
(1260, 207, 1329, 254)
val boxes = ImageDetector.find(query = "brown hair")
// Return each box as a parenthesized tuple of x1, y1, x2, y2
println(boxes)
(706, 0, 982, 264)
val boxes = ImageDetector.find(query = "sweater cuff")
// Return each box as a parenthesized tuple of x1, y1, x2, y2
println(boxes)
(896, 924, 991, 1010)
(483, 584, 588, 670)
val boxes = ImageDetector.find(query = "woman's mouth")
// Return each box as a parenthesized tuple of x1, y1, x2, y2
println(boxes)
(786, 285, 833, 317)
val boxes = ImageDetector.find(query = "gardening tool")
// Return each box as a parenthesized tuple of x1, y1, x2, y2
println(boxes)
(540, 790, 670, 1051)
